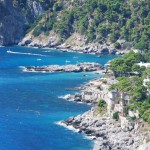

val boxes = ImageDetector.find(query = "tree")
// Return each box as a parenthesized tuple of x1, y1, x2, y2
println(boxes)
(114, 42, 121, 49)
(113, 111, 119, 121)
(98, 99, 107, 113)
(110, 76, 147, 102)
(98, 99, 107, 108)
(134, 40, 149, 51)
(132, 64, 141, 72)
(142, 109, 150, 123)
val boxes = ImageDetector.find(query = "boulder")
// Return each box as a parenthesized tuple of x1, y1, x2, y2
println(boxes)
(138, 142, 150, 150)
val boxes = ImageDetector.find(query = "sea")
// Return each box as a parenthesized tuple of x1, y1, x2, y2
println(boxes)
(0, 46, 118, 150)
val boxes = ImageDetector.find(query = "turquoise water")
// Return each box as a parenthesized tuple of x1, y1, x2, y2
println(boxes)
(0, 46, 118, 150)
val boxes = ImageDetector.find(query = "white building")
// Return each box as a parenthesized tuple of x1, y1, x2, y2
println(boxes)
(137, 62, 150, 68)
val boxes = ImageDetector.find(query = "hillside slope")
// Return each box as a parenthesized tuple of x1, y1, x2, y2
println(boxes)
(0, 0, 51, 45)
(0, 0, 149, 51)
(20, 0, 149, 52)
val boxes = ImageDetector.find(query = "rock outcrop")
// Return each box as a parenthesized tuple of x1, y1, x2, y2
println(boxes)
(21, 62, 103, 73)
(59, 76, 150, 150)
(0, 0, 45, 45)
(0, 0, 26, 45)
(138, 142, 150, 150)
(19, 31, 61, 47)
(62, 107, 145, 150)
(19, 32, 128, 55)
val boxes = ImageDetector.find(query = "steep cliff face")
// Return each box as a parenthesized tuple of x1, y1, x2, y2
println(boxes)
(0, 0, 26, 45)
(14, 0, 44, 22)
(0, 0, 45, 45)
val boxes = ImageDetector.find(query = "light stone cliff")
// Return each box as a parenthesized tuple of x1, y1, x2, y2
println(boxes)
(0, 0, 44, 45)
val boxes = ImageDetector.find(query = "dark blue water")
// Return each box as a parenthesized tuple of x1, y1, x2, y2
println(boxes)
(0, 46, 118, 150)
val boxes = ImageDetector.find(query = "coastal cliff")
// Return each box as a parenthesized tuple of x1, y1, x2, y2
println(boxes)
(58, 52, 150, 150)
(62, 107, 146, 150)
(0, 0, 48, 45)
(0, 0, 26, 45)
(0, 0, 149, 53)
(59, 73, 150, 150)
(19, 0, 149, 53)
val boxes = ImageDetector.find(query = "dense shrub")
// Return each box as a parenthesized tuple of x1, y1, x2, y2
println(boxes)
(110, 51, 145, 77)
(113, 111, 119, 121)
(98, 99, 107, 108)
(98, 99, 107, 113)
(114, 42, 121, 49)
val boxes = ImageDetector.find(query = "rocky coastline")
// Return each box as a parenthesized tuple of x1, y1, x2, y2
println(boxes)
(19, 33, 128, 56)
(58, 78, 150, 150)
(61, 107, 144, 150)
(19, 42, 127, 56)
(21, 62, 103, 73)
(18, 38, 149, 149)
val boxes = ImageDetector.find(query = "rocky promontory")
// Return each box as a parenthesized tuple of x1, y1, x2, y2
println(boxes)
(58, 77, 150, 150)
(21, 62, 103, 73)
(61, 107, 146, 150)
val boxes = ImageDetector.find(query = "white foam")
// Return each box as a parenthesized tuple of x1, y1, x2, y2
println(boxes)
(58, 94, 71, 100)
(7, 50, 46, 56)
(37, 58, 42, 61)
(66, 60, 71, 63)
(19, 66, 38, 73)
(32, 47, 39, 49)
(44, 50, 51, 52)
(55, 121, 94, 140)
(55, 121, 79, 133)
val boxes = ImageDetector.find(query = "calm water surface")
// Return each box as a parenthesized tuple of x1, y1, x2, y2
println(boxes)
(0, 46, 118, 150)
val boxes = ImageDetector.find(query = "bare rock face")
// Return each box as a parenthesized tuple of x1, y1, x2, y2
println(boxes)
(27, 0, 44, 18)
(0, 0, 26, 45)
(62, 107, 144, 150)
(19, 31, 61, 47)
(0, 0, 45, 46)
(138, 142, 150, 150)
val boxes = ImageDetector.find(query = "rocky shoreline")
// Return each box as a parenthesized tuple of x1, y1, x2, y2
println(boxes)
(19, 33, 129, 56)
(21, 62, 103, 73)
(61, 107, 144, 150)
(17, 42, 149, 149)
(59, 78, 105, 104)
(20, 42, 127, 56)
(58, 78, 150, 150)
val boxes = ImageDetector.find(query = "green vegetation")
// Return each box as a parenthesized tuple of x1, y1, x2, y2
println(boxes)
(19, 0, 149, 50)
(110, 76, 147, 102)
(110, 75, 150, 123)
(98, 99, 107, 113)
(109, 52, 150, 123)
(110, 51, 146, 77)
(114, 42, 121, 49)
(14, 0, 54, 11)
(143, 50, 150, 62)
(113, 111, 119, 121)
(102, 80, 107, 84)
(14, 0, 150, 124)
(129, 96, 150, 123)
